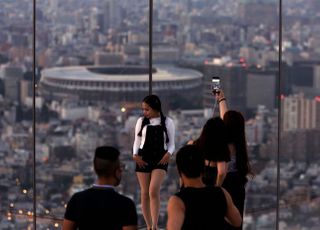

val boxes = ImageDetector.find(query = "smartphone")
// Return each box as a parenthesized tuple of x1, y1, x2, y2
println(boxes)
(211, 77, 221, 94)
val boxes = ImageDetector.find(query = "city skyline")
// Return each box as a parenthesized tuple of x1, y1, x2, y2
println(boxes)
(0, 0, 319, 229)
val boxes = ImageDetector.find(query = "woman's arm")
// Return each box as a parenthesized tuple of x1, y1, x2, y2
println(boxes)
(62, 219, 77, 230)
(167, 195, 185, 230)
(166, 117, 175, 155)
(216, 161, 228, 186)
(216, 90, 228, 119)
(132, 117, 148, 167)
(221, 187, 242, 227)
(132, 117, 143, 155)
(159, 118, 175, 165)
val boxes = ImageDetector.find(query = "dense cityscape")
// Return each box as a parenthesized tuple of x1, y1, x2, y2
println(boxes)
(0, 0, 319, 229)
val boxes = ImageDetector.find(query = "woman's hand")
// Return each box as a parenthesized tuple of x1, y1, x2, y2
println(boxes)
(187, 140, 194, 145)
(215, 89, 225, 101)
(158, 152, 170, 165)
(133, 155, 148, 168)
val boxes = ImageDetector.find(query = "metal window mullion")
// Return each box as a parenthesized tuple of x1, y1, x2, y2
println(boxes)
(149, 0, 153, 95)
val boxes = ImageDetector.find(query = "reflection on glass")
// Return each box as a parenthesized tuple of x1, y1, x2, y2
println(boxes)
(0, 0, 33, 229)
(281, 0, 320, 229)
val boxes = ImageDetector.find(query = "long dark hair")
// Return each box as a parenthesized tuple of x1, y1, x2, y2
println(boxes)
(223, 110, 253, 181)
(194, 117, 230, 161)
(137, 94, 169, 143)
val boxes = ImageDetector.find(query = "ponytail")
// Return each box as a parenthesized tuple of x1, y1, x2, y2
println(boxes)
(138, 117, 150, 137)
(160, 111, 169, 143)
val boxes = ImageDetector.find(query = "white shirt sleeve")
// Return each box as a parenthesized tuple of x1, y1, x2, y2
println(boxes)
(133, 117, 143, 155)
(166, 118, 175, 155)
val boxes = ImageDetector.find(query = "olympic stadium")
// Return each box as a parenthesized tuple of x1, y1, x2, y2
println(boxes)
(39, 65, 203, 109)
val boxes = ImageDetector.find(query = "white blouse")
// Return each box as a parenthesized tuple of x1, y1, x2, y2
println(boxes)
(133, 116, 175, 155)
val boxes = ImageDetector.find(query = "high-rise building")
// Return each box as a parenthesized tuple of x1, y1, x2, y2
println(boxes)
(20, 72, 33, 106)
(313, 64, 320, 91)
(282, 93, 320, 131)
(246, 69, 277, 110)
(203, 63, 247, 113)
(280, 129, 320, 162)
(103, 0, 121, 33)
(238, 0, 277, 26)
(276, 61, 320, 97)
(1, 66, 23, 103)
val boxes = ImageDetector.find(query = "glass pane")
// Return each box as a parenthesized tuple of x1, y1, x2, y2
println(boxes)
(280, 1, 320, 229)
(0, 0, 34, 229)
(36, 0, 149, 228)
(154, 0, 279, 229)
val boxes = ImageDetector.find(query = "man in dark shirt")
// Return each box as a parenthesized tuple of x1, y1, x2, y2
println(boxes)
(167, 145, 242, 230)
(63, 146, 137, 230)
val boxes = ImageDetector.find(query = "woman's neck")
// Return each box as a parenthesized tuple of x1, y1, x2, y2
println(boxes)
(182, 177, 205, 188)
(149, 114, 160, 119)
(95, 177, 116, 186)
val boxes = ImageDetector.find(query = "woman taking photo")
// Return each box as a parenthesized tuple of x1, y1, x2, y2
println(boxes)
(217, 90, 254, 230)
(133, 94, 175, 230)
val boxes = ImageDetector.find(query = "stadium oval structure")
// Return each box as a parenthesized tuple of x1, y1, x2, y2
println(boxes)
(39, 65, 203, 108)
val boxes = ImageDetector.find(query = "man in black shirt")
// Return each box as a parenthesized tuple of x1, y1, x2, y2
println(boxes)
(167, 145, 241, 230)
(63, 146, 137, 230)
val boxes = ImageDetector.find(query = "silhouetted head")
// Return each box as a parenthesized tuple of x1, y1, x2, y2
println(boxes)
(176, 145, 205, 178)
(93, 146, 122, 186)
(195, 117, 229, 161)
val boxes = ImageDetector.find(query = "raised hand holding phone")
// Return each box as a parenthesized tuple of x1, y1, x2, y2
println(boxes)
(211, 76, 220, 116)
(211, 76, 221, 95)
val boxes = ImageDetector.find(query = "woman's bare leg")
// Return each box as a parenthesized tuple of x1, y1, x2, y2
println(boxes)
(149, 169, 166, 229)
(136, 172, 152, 229)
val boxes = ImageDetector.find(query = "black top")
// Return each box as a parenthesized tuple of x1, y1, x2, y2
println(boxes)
(64, 187, 137, 230)
(175, 186, 227, 230)
(192, 140, 230, 162)
(139, 125, 166, 161)
(204, 149, 230, 162)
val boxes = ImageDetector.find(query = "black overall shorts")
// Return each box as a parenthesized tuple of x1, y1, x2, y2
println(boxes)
(135, 125, 168, 172)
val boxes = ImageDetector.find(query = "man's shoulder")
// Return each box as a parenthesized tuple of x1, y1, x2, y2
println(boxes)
(68, 188, 93, 200)
(68, 189, 135, 209)
(115, 192, 135, 205)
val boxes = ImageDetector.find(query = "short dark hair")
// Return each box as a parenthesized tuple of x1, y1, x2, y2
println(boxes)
(176, 145, 204, 178)
(93, 146, 120, 177)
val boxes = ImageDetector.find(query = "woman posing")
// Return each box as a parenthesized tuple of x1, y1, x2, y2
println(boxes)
(217, 90, 254, 230)
(133, 95, 175, 230)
